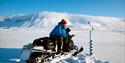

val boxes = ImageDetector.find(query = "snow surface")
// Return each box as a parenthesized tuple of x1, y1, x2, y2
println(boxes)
(0, 29, 124, 63)
(0, 11, 125, 32)
(0, 11, 125, 63)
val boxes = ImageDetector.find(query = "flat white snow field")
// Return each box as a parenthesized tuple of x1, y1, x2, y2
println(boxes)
(0, 29, 125, 63)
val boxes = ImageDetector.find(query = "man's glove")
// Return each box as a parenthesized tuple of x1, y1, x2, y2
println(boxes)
(66, 28, 71, 32)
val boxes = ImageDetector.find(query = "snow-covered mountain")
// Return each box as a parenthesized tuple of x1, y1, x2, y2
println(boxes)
(0, 11, 125, 32)
(0, 11, 124, 63)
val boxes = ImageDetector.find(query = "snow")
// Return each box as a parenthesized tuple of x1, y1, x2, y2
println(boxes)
(0, 29, 124, 63)
(9, 58, 21, 62)
(0, 11, 125, 63)
(51, 54, 110, 63)
(0, 11, 125, 32)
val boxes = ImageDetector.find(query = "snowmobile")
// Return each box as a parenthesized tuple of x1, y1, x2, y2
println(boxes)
(20, 35, 83, 63)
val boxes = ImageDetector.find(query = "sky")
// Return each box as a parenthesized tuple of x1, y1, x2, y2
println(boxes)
(0, 0, 125, 18)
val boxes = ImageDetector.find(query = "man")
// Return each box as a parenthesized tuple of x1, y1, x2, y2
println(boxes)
(50, 19, 68, 54)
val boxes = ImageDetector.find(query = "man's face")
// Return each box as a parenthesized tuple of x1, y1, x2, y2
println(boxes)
(62, 24, 66, 27)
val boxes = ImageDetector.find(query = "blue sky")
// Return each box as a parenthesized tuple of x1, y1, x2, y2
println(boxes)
(0, 0, 125, 18)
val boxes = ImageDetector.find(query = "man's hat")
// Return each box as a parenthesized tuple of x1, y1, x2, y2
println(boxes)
(61, 19, 67, 24)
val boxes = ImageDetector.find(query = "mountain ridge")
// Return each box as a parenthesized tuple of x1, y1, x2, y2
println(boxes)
(0, 11, 125, 32)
